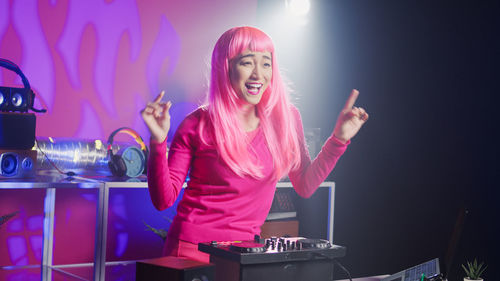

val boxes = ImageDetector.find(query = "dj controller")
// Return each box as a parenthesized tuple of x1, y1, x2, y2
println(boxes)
(199, 236, 345, 264)
(198, 236, 346, 281)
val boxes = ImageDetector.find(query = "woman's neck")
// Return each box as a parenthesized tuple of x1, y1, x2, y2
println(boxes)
(237, 104, 260, 132)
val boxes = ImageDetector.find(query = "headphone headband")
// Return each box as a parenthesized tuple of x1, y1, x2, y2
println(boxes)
(107, 127, 148, 177)
(0, 58, 31, 89)
(107, 127, 147, 152)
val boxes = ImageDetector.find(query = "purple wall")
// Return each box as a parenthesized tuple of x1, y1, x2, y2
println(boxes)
(0, 189, 45, 267)
(0, 0, 257, 141)
(1, 0, 257, 269)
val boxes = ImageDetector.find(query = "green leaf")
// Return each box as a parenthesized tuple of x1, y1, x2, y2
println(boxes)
(462, 258, 487, 279)
(462, 264, 471, 277)
(476, 264, 487, 279)
(142, 220, 168, 241)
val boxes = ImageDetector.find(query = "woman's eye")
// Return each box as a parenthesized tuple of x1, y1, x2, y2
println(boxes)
(264, 63, 271, 68)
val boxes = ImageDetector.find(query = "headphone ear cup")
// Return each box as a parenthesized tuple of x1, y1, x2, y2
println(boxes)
(108, 154, 127, 177)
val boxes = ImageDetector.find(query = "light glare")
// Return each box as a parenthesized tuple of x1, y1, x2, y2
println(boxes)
(287, 0, 311, 16)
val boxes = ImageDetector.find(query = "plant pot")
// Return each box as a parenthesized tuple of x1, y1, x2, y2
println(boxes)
(464, 278, 483, 281)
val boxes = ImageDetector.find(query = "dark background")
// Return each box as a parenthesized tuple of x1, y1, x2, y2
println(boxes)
(258, 1, 499, 280)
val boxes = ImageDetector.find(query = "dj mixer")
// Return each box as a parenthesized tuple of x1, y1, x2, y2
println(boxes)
(198, 236, 346, 281)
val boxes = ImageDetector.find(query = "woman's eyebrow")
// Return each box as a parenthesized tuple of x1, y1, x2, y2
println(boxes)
(237, 54, 271, 60)
(238, 54, 255, 59)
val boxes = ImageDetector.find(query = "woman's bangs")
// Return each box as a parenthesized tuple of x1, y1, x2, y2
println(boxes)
(229, 27, 274, 59)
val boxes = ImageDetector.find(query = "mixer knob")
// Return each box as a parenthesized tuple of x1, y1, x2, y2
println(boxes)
(254, 235, 261, 242)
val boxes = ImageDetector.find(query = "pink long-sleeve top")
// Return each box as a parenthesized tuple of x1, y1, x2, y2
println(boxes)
(147, 106, 348, 244)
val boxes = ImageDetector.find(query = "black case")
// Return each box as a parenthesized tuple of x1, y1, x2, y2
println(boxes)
(0, 112, 36, 149)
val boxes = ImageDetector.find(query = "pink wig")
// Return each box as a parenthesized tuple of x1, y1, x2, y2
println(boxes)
(200, 26, 301, 180)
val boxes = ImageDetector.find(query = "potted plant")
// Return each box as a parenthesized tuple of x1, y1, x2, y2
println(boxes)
(0, 211, 19, 229)
(462, 258, 487, 281)
(143, 217, 172, 242)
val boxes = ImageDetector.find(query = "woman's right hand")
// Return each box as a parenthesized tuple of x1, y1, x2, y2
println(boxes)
(141, 91, 172, 143)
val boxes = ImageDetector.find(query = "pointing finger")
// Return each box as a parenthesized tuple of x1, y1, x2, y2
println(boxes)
(153, 91, 165, 103)
(343, 89, 359, 110)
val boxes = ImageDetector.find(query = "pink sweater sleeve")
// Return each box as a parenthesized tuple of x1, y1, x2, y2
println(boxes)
(288, 107, 349, 198)
(147, 115, 195, 210)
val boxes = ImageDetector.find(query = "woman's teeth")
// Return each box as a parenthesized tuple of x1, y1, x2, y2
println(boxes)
(246, 83, 262, 95)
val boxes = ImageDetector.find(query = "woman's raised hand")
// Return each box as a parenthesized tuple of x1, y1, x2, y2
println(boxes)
(333, 89, 369, 143)
(141, 91, 172, 143)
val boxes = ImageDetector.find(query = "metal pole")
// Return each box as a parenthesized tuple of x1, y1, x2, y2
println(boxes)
(41, 187, 56, 280)
(327, 182, 336, 243)
(93, 184, 109, 280)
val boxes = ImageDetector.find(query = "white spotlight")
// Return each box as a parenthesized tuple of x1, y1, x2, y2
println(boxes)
(286, 0, 311, 16)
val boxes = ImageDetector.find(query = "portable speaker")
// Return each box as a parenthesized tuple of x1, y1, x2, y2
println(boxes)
(0, 58, 46, 113)
(0, 149, 37, 178)
(0, 112, 36, 150)
(0, 86, 35, 112)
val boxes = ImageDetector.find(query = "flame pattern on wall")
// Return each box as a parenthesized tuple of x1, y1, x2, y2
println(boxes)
(0, 0, 257, 141)
(0, 0, 257, 272)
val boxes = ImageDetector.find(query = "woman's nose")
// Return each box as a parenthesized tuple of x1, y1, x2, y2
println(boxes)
(251, 65, 262, 79)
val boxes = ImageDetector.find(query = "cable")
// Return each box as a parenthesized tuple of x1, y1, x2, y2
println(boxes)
(333, 259, 353, 281)
(30, 93, 47, 113)
(29, 86, 48, 113)
(30, 106, 47, 113)
(35, 138, 76, 177)
(313, 252, 353, 281)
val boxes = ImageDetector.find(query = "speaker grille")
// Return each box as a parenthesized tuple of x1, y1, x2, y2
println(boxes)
(0, 150, 36, 178)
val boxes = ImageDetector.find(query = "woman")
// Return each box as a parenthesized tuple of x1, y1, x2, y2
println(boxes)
(141, 26, 368, 263)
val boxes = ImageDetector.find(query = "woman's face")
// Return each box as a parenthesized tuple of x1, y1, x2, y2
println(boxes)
(229, 50, 272, 106)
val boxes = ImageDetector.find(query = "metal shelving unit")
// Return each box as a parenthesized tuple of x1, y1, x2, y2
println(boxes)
(1, 176, 335, 281)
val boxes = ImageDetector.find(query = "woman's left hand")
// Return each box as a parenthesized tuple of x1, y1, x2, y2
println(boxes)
(333, 89, 369, 143)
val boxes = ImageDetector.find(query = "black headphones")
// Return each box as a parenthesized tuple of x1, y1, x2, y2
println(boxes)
(0, 58, 46, 113)
(107, 127, 148, 177)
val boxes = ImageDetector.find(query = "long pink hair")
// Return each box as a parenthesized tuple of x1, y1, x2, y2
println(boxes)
(199, 26, 301, 180)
